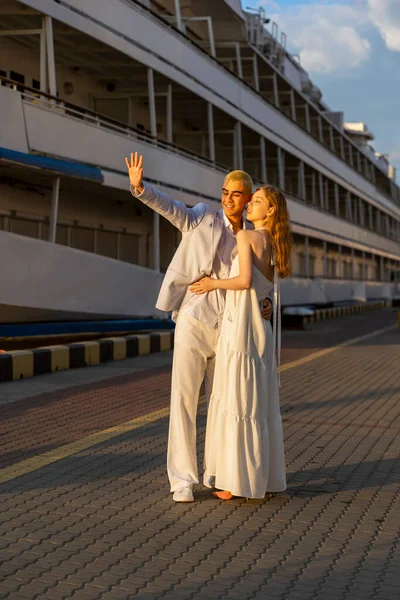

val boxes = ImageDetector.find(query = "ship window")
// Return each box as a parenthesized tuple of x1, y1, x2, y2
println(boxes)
(32, 79, 40, 90)
(0, 69, 6, 85)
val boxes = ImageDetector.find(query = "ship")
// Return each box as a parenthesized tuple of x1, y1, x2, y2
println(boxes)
(0, 0, 399, 324)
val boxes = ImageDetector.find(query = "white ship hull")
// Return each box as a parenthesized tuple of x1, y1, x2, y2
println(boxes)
(0, 0, 398, 323)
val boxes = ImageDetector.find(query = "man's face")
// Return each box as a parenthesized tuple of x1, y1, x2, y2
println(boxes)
(221, 178, 251, 219)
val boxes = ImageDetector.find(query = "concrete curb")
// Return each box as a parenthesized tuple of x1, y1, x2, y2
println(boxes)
(0, 331, 174, 383)
(302, 299, 389, 327)
(282, 300, 390, 328)
(0, 301, 391, 382)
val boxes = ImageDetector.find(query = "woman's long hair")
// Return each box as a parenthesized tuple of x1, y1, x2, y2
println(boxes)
(258, 185, 293, 279)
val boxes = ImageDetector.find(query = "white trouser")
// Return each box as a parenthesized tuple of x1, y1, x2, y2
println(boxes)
(167, 313, 219, 492)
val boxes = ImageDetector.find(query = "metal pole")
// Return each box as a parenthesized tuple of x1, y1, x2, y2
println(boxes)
(305, 236, 310, 278)
(235, 122, 243, 170)
(324, 180, 329, 210)
(298, 161, 305, 199)
(166, 83, 173, 144)
(304, 103, 311, 133)
(362, 251, 366, 280)
(358, 198, 364, 226)
(253, 54, 259, 91)
(147, 67, 157, 138)
(371, 164, 376, 185)
(207, 103, 215, 164)
(311, 171, 316, 204)
(40, 18, 47, 93)
(351, 247, 356, 279)
(318, 116, 323, 142)
(318, 173, 324, 208)
(323, 240, 327, 278)
(148, 67, 159, 271)
(48, 177, 60, 243)
(206, 17, 216, 58)
(290, 89, 296, 122)
(334, 183, 340, 215)
(348, 143, 354, 167)
(346, 191, 352, 220)
(329, 126, 335, 151)
(357, 151, 362, 173)
(44, 16, 56, 96)
(273, 73, 279, 108)
(338, 245, 342, 278)
(235, 42, 243, 79)
(340, 135, 345, 159)
(153, 212, 160, 272)
(174, 0, 183, 31)
(260, 136, 267, 183)
(278, 147, 285, 190)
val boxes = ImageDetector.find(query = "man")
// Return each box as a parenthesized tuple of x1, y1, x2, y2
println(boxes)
(125, 152, 273, 502)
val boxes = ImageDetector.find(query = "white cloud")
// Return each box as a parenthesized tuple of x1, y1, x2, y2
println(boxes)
(367, 0, 400, 51)
(258, 3, 372, 74)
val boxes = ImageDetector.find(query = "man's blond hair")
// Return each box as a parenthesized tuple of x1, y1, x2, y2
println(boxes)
(224, 170, 253, 196)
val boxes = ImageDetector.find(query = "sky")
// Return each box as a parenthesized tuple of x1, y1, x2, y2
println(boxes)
(244, 0, 400, 182)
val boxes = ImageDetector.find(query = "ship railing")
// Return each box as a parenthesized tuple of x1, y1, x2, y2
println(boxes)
(2, 75, 399, 228)
(284, 189, 399, 244)
(0, 75, 228, 175)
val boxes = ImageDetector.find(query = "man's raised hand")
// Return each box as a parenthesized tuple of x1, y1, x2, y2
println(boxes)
(125, 152, 144, 192)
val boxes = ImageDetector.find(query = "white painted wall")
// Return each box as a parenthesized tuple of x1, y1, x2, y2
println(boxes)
(0, 230, 164, 319)
(281, 277, 393, 305)
(22, 99, 225, 198)
(0, 87, 29, 153)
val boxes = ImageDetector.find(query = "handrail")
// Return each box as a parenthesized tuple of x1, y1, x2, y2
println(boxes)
(0, 75, 228, 173)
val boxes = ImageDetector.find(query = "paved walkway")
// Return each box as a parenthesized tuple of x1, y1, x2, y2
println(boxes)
(0, 310, 399, 600)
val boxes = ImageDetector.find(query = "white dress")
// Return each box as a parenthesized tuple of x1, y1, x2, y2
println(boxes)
(203, 255, 286, 499)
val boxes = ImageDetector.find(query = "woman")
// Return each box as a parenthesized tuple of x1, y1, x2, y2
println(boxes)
(189, 185, 292, 500)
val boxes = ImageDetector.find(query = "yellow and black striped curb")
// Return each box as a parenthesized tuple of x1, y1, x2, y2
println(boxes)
(303, 300, 389, 325)
(0, 331, 174, 383)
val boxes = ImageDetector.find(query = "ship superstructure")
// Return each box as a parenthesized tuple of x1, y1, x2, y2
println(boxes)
(0, 0, 399, 322)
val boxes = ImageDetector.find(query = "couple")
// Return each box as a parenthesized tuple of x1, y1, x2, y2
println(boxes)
(125, 152, 292, 502)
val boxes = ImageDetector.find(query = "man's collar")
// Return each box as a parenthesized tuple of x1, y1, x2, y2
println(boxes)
(223, 211, 234, 231)
(222, 211, 251, 231)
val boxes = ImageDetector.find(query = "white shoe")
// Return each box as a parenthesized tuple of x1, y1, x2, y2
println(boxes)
(173, 485, 194, 502)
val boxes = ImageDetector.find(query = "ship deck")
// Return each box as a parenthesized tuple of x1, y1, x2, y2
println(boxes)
(0, 309, 399, 600)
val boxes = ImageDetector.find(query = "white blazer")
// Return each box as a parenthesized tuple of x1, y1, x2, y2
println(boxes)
(131, 183, 251, 313)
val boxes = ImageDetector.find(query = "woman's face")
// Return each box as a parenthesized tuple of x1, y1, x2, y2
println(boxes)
(246, 190, 273, 222)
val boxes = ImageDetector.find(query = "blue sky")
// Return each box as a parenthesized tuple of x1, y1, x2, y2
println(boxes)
(244, 1, 400, 181)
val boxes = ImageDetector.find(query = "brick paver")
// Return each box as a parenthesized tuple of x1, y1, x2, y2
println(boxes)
(0, 310, 399, 600)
